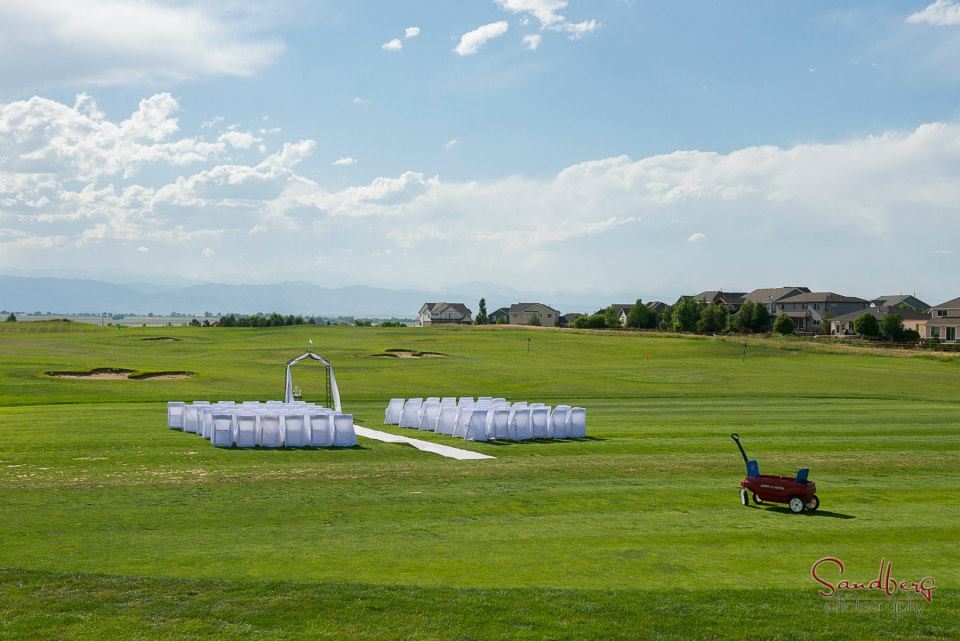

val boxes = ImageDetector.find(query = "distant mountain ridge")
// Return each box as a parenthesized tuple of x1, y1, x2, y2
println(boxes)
(0, 275, 644, 317)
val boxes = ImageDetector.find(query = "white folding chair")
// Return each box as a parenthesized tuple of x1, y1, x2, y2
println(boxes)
(465, 409, 488, 442)
(259, 413, 282, 447)
(491, 408, 511, 440)
(441, 397, 457, 405)
(283, 413, 308, 447)
(511, 408, 532, 440)
(167, 402, 185, 429)
(308, 413, 332, 447)
(333, 414, 357, 446)
(182, 404, 201, 434)
(419, 401, 441, 431)
(435, 404, 458, 435)
(399, 399, 422, 428)
(550, 405, 572, 438)
(568, 407, 586, 438)
(531, 407, 550, 439)
(491, 397, 506, 404)
(211, 413, 234, 447)
(425, 396, 440, 403)
(453, 404, 475, 438)
(477, 396, 493, 403)
(235, 413, 257, 447)
(384, 398, 405, 424)
(458, 396, 474, 406)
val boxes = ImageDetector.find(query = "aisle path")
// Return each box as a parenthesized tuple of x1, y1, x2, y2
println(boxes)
(354, 424, 495, 460)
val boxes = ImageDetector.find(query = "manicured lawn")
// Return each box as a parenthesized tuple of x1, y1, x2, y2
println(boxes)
(0, 322, 957, 639)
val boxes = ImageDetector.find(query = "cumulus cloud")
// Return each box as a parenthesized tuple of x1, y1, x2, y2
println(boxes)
(495, 0, 599, 40)
(219, 131, 261, 149)
(445, 139, 459, 150)
(352, 96, 370, 106)
(405, 26, 421, 38)
(0, 0, 283, 94)
(907, 0, 960, 26)
(333, 157, 357, 166)
(455, 21, 509, 56)
(522, 34, 543, 50)
(137, 245, 150, 252)
(382, 38, 403, 51)
(4, 93, 960, 297)
(201, 247, 215, 258)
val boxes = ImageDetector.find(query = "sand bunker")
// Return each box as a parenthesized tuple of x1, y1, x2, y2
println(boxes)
(373, 348, 447, 359)
(141, 337, 180, 343)
(45, 368, 195, 380)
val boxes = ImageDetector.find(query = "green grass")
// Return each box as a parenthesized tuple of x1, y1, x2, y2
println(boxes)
(0, 321, 958, 639)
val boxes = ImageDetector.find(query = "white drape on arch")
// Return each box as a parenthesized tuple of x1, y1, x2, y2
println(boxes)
(284, 352, 342, 411)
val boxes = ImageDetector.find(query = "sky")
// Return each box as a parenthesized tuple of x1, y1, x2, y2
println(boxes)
(1, 0, 959, 303)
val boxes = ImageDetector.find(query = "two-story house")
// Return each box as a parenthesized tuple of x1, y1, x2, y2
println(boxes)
(508, 303, 560, 326)
(691, 290, 746, 313)
(774, 292, 869, 333)
(830, 306, 930, 336)
(488, 307, 510, 324)
(741, 286, 811, 314)
(924, 296, 960, 342)
(871, 294, 930, 313)
(415, 302, 472, 327)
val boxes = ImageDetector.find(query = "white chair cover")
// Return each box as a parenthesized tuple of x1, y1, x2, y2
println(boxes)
(419, 401, 441, 431)
(491, 408, 511, 440)
(453, 404, 475, 438)
(568, 407, 586, 438)
(477, 396, 493, 403)
(384, 398, 404, 424)
(259, 413, 282, 447)
(531, 407, 550, 439)
(399, 399, 422, 428)
(425, 397, 440, 403)
(550, 405, 572, 438)
(458, 396, 473, 406)
(333, 414, 357, 446)
(309, 413, 332, 446)
(182, 404, 201, 434)
(512, 408, 532, 440)
(491, 398, 506, 404)
(283, 414, 308, 447)
(167, 402, 185, 429)
(465, 409, 488, 441)
(212, 414, 234, 447)
(435, 404, 458, 435)
(235, 413, 257, 447)
(441, 397, 457, 405)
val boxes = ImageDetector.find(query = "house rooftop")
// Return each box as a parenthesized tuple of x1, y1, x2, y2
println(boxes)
(933, 296, 960, 309)
(779, 292, 868, 304)
(742, 286, 810, 303)
(831, 307, 929, 323)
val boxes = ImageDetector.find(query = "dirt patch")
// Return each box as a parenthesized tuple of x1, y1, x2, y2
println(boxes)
(45, 368, 195, 380)
(45, 368, 134, 380)
(141, 337, 180, 342)
(373, 348, 447, 359)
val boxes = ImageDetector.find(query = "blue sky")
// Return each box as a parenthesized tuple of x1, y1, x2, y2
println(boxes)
(1, 0, 959, 302)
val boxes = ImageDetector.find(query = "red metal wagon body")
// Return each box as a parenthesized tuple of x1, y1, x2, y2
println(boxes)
(731, 434, 820, 513)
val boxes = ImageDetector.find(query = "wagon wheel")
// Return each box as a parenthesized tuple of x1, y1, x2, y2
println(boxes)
(752, 493, 764, 505)
(739, 489, 749, 506)
(805, 495, 820, 511)
(788, 497, 805, 513)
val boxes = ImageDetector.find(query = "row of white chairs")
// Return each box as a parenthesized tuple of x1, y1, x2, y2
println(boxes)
(384, 397, 586, 441)
(167, 401, 357, 448)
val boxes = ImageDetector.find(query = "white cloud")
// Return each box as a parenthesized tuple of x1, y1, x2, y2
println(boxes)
(688, 232, 707, 242)
(352, 97, 371, 106)
(201, 115, 224, 129)
(201, 247, 215, 258)
(137, 245, 150, 252)
(522, 34, 543, 50)
(382, 38, 403, 52)
(0, 0, 283, 93)
(455, 21, 509, 56)
(495, 0, 599, 40)
(445, 139, 459, 150)
(405, 26, 421, 38)
(333, 157, 357, 166)
(933, 249, 954, 254)
(219, 131, 261, 149)
(907, 0, 960, 26)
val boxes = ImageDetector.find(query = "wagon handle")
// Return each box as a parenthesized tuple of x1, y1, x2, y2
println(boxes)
(731, 433, 748, 464)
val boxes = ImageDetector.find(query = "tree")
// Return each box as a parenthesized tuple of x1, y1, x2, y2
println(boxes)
(853, 312, 880, 338)
(750, 303, 771, 332)
(495, 316, 507, 324)
(574, 313, 608, 329)
(880, 313, 904, 341)
(603, 305, 622, 329)
(696, 304, 728, 334)
(527, 314, 542, 326)
(625, 299, 657, 329)
(475, 298, 489, 325)
(773, 313, 794, 335)
(671, 298, 703, 332)
(727, 301, 755, 334)
(4, 313, 15, 322)
(657, 305, 673, 331)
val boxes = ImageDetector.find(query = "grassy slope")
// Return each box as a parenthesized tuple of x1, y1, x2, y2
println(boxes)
(0, 322, 957, 640)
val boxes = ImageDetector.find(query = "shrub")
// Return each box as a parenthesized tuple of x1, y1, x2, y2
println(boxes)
(773, 313, 794, 335)
(4, 313, 15, 322)
(671, 298, 702, 332)
(880, 314, 904, 341)
(853, 313, 880, 338)
(625, 299, 657, 329)
(527, 315, 542, 326)
(574, 313, 608, 329)
(696, 304, 728, 334)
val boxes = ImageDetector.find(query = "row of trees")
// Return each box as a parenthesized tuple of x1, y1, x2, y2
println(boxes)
(851, 313, 920, 342)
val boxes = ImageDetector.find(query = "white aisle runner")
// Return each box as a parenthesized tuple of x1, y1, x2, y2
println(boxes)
(354, 424, 495, 460)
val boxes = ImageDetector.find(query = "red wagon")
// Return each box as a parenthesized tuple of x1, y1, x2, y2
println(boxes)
(731, 433, 819, 513)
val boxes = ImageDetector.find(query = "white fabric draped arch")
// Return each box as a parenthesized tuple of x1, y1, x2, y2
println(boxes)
(284, 352, 342, 411)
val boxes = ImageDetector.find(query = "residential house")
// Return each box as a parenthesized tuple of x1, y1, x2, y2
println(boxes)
(773, 292, 869, 333)
(870, 294, 930, 313)
(559, 313, 583, 327)
(611, 304, 634, 327)
(924, 296, 960, 342)
(646, 301, 667, 314)
(509, 303, 560, 326)
(830, 307, 929, 336)
(692, 290, 746, 312)
(741, 286, 811, 314)
(488, 307, 510, 324)
(415, 302, 472, 327)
